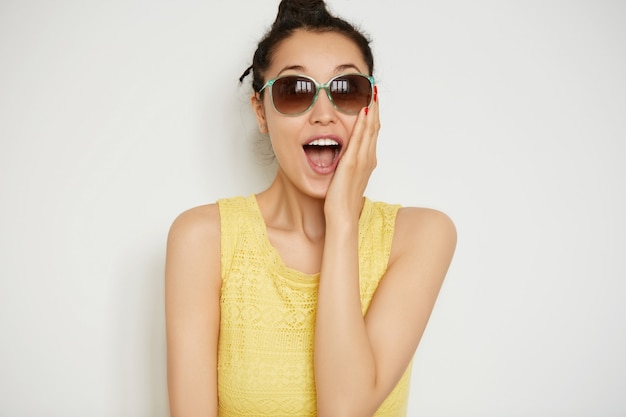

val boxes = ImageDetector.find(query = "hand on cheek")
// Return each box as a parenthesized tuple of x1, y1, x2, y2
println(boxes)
(324, 88, 380, 220)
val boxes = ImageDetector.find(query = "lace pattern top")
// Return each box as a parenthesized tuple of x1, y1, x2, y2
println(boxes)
(217, 195, 412, 416)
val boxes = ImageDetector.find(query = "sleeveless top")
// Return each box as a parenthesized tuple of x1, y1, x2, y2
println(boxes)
(217, 195, 412, 416)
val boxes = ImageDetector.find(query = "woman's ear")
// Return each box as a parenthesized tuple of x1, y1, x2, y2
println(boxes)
(251, 94, 268, 134)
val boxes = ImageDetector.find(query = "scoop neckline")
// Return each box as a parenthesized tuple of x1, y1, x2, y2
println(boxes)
(247, 194, 320, 283)
(246, 194, 373, 284)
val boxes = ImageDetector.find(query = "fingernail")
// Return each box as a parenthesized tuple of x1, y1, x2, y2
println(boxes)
(364, 107, 369, 116)
(374, 86, 378, 102)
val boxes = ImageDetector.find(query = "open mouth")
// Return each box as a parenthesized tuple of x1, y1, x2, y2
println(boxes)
(303, 138, 341, 169)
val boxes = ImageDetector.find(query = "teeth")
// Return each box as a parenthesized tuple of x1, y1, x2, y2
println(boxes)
(307, 138, 339, 146)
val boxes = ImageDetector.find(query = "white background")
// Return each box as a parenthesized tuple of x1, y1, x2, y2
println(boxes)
(1, 1, 624, 416)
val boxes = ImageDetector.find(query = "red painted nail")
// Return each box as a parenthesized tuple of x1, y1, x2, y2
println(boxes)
(374, 86, 378, 102)
(364, 107, 369, 116)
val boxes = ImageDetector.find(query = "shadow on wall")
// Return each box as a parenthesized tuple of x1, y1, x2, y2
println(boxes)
(224, 82, 278, 196)
(115, 246, 169, 416)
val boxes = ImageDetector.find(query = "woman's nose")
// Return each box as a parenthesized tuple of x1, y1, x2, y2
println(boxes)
(308, 89, 337, 125)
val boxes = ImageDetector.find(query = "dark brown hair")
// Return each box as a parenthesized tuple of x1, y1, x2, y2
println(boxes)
(239, 0, 374, 93)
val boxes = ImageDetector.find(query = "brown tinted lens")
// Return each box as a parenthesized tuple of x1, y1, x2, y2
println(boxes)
(272, 76, 316, 115)
(329, 75, 372, 114)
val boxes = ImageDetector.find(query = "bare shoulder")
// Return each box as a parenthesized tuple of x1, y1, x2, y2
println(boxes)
(166, 203, 221, 286)
(390, 206, 457, 265)
(168, 203, 221, 246)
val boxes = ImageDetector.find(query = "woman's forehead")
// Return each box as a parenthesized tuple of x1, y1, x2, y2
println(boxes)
(268, 30, 367, 77)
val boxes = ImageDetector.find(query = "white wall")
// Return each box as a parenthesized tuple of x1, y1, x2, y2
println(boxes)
(1, 1, 624, 415)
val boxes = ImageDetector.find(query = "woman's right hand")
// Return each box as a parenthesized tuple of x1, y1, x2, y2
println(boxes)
(324, 89, 380, 224)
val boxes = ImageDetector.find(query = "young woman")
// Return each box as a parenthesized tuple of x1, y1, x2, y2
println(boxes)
(165, 1, 456, 416)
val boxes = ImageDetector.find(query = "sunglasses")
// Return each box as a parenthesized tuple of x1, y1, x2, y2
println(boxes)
(259, 73, 375, 116)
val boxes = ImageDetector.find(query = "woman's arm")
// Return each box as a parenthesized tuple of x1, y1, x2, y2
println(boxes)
(315, 207, 456, 417)
(314, 102, 457, 416)
(165, 204, 221, 417)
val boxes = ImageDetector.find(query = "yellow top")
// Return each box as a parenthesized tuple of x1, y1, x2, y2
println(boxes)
(217, 195, 412, 416)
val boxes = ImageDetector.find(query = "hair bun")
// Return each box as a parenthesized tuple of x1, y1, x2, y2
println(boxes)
(274, 0, 329, 26)
(240, 0, 374, 90)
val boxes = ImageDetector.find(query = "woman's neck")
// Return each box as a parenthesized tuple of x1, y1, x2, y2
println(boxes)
(255, 172, 327, 242)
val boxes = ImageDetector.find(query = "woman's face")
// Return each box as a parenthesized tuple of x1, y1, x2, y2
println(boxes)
(253, 29, 370, 199)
